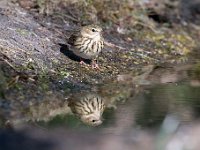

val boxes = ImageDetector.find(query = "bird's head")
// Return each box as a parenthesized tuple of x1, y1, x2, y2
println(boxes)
(80, 110, 103, 126)
(81, 24, 103, 40)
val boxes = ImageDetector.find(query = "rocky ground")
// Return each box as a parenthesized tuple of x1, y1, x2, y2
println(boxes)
(0, 0, 199, 85)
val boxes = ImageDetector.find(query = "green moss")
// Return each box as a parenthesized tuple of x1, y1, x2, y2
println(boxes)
(143, 31, 195, 57)
(37, 74, 50, 91)
(59, 70, 70, 77)
(16, 28, 29, 36)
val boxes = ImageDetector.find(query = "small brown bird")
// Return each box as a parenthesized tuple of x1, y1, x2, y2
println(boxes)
(68, 93, 105, 126)
(68, 24, 104, 69)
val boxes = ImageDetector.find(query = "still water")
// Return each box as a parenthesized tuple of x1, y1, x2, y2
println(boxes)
(35, 83, 200, 129)
(1, 82, 200, 150)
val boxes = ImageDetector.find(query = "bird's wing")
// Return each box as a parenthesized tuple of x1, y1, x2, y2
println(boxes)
(68, 34, 77, 46)
(68, 30, 81, 46)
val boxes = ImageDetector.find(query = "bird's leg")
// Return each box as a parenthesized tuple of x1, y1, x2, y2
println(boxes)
(80, 60, 86, 65)
(91, 59, 100, 69)
(79, 58, 87, 65)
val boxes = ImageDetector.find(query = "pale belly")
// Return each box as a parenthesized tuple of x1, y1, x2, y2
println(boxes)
(73, 49, 100, 59)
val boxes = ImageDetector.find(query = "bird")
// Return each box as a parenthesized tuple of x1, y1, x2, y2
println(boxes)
(68, 24, 104, 69)
(68, 93, 105, 126)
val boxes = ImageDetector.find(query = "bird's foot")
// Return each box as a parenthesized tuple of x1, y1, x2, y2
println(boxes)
(92, 63, 100, 69)
(91, 60, 100, 70)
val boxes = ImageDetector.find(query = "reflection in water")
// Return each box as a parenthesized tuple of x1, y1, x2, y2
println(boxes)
(2, 82, 200, 150)
(68, 93, 105, 126)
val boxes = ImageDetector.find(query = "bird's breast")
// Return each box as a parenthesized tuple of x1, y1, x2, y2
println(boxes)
(72, 37, 103, 59)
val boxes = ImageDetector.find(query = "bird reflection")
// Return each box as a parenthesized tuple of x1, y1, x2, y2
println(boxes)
(68, 93, 105, 126)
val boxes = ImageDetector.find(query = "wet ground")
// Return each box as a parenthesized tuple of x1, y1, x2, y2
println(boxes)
(1, 0, 200, 150)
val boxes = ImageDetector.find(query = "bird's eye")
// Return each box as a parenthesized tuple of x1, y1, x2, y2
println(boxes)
(92, 119, 96, 122)
(92, 28, 96, 32)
